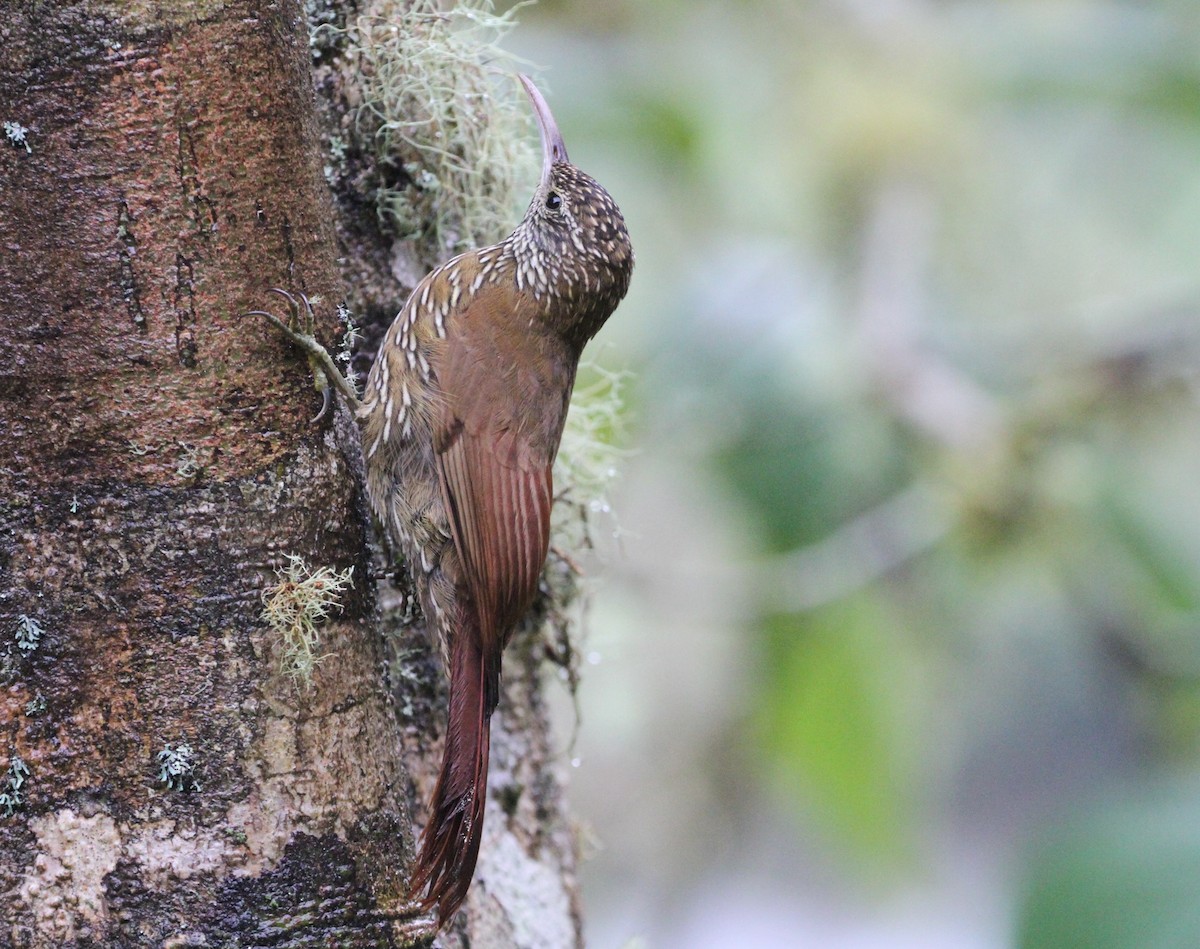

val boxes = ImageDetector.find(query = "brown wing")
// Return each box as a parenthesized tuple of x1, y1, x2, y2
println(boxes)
(434, 286, 576, 681)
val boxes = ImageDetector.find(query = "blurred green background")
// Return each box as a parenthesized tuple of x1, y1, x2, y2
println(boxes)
(508, 1, 1200, 945)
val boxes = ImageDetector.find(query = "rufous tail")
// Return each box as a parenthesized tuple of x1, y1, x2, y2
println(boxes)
(410, 619, 498, 925)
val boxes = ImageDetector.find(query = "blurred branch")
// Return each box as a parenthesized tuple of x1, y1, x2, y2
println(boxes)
(762, 480, 955, 612)
(1022, 298, 1200, 411)
(763, 183, 1200, 616)
(758, 183, 993, 612)
(854, 180, 1007, 450)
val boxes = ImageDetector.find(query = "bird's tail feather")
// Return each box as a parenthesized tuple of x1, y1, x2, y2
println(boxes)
(411, 620, 494, 925)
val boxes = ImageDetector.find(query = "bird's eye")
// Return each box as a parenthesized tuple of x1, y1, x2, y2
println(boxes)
(545, 191, 562, 212)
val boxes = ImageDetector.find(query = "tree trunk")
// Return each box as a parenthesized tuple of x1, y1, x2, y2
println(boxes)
(0, 2, 580, 946)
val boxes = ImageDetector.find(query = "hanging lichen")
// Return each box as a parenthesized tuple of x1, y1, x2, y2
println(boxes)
(318, 0, 538, 257)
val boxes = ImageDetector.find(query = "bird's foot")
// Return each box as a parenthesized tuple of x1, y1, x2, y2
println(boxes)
(245, 287, 363, 420)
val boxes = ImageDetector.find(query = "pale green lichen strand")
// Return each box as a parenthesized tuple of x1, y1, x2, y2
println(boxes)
(0, 756, 30, 817)
(3, 120, 31, 153)
(157, 743, 199, 792)
(261, 554, 355, 683)
(552, 363, 631, 554)
(336, 0, 538, 256)
(15, 615, 42, 655)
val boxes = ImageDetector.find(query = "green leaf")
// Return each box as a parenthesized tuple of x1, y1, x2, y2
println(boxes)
(1018, 775, 1200, 949)
(1099, 488, 1200, 614)
(755, 600, 917, 863)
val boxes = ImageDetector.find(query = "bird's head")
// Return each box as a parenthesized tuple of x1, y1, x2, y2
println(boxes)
(511, 75, 633, 329)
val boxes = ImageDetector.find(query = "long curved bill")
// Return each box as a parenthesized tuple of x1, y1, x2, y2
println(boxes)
(519, 74, 569, 186)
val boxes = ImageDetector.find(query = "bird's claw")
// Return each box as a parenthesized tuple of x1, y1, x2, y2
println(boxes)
(246, 287, 319, 349)
(269, 286, 317, 334)
(245, 286, 365, 417)
(311, 385, 332, 424)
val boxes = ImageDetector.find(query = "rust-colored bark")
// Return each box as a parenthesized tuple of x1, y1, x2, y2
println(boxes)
(0, 2, 414, 945)
(0, 1, 582, 947)
(1, 2, 336, 485)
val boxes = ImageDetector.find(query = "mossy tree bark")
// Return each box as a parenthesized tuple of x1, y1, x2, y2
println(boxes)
(0, 2, 580, 946)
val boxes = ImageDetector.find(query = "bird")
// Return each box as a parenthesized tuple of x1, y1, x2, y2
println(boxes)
(249, 74, 633, 929)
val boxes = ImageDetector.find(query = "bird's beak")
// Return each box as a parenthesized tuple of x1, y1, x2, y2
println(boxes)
(519, 74, 569, 186)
